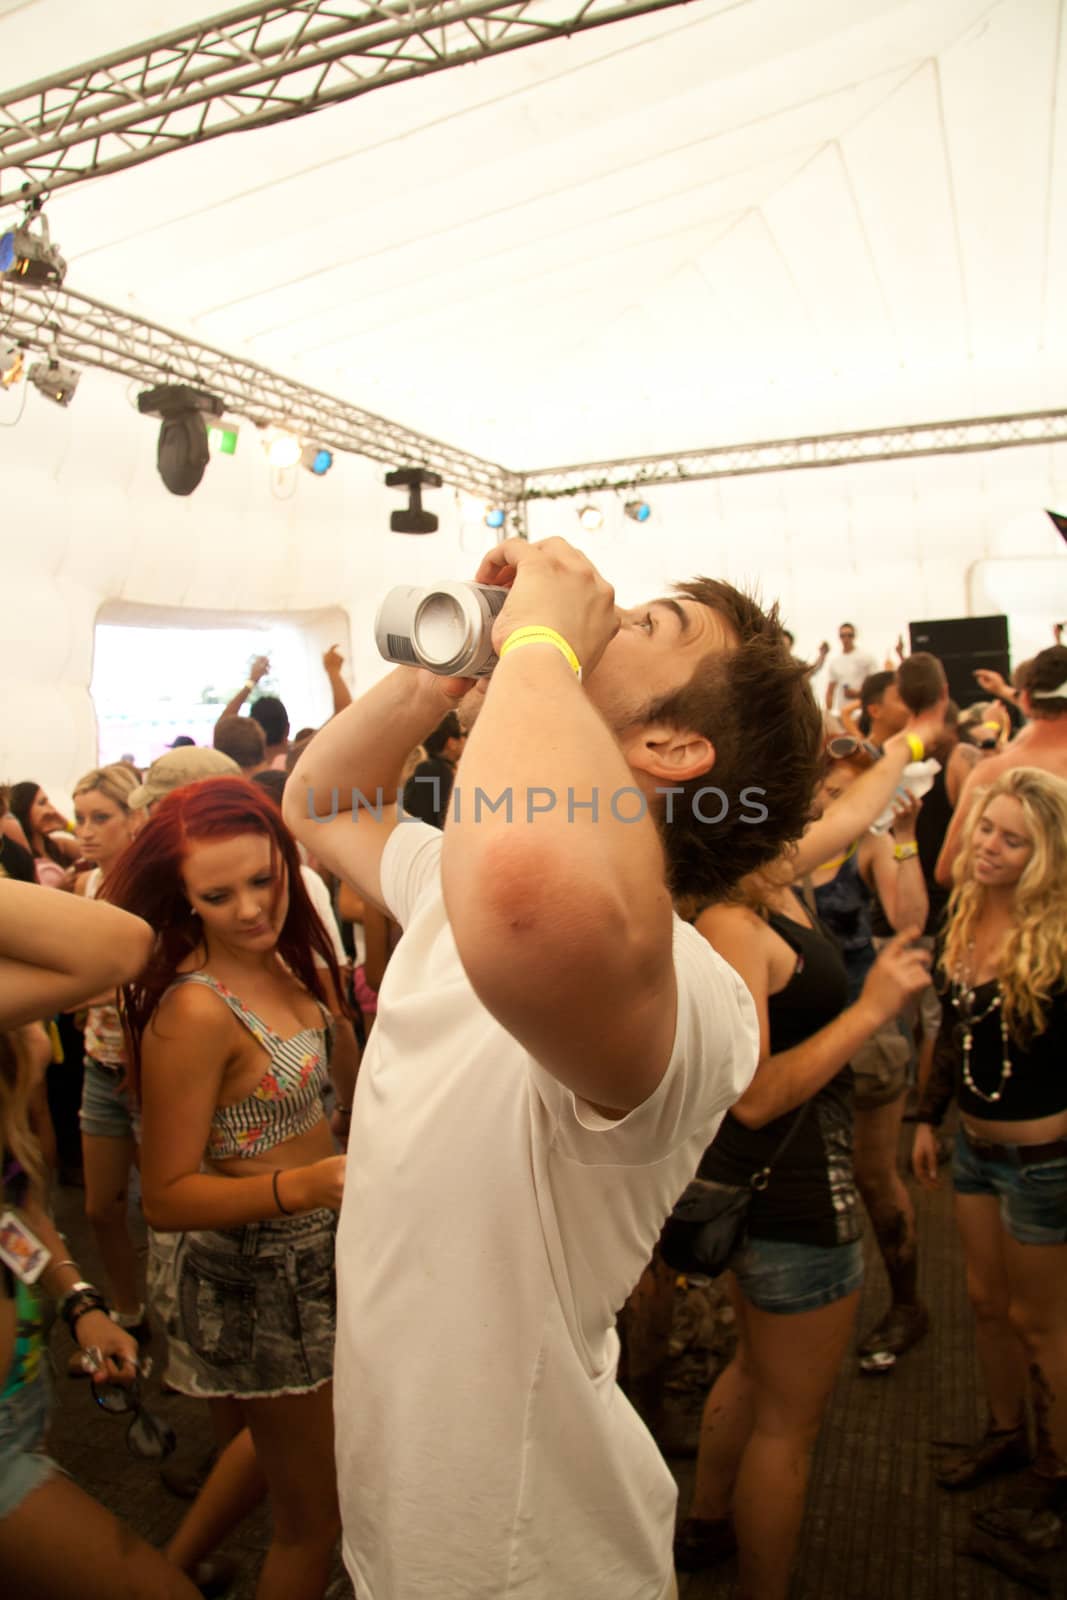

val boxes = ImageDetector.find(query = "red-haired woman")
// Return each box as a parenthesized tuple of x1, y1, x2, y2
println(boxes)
(105, 777, 348, 1600)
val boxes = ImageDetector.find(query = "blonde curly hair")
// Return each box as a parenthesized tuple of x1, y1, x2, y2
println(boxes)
(942, 767, 1067, 1040)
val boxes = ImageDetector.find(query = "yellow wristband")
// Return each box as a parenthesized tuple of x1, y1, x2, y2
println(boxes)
(905, 733, 924, 762)
(893, 842, 919, 861)
(498, 626, 582, 682)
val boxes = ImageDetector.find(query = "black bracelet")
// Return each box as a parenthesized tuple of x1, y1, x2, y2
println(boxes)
(61, 1284, 110, 1337)
(272, 1169, 294, 1216)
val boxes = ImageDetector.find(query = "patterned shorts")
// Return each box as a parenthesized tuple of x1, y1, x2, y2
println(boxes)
(171, 1209, 337, 1399)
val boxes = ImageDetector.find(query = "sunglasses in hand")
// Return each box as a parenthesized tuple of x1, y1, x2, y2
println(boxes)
(81, 1348, 178, 1461)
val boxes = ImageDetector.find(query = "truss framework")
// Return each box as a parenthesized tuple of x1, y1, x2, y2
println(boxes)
(0, 0, 694, 206)
(7, 281, 1067, 508)
(520, 411, 1067, 498)
(3, 281, 522, 500)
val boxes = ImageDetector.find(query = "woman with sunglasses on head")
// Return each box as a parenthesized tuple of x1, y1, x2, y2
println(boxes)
(104, 777, 349, 1600)
(0, 879, 201, 1599)
(913, 769, 1067, 1535)
(674, 701, 943, 1598)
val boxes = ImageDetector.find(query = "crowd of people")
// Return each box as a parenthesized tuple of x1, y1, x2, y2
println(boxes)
(1, 543, 1065, 1600)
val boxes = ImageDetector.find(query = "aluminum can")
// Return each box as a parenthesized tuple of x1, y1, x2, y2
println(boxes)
(374, 581, 508, 677)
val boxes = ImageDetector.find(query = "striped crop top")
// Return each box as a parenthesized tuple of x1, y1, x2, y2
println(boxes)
(167, 973, 330, 1161)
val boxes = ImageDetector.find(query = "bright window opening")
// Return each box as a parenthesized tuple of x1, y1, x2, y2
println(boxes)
(91, 602, 351, 769)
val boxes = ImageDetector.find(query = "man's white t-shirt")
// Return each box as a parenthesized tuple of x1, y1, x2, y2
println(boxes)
(299, 864, 348, 970)
(826, 647, 878, 712)
(334, 823, 759, 1600)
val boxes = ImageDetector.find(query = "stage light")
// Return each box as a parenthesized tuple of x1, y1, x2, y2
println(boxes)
(624, 499, 651, 523)
(138, 383, 224, 496)
(207, 424, 239, 456)
(0, 210, 66, 289)
(1, 340, 23, 389)
(485, 507, 506, 529)
(260, 426, 301, 469)
(386, 466, 442, 534)
(301, 443, 334, 476)
(578, 504, 604, 531)
(28, 356, 80, 406)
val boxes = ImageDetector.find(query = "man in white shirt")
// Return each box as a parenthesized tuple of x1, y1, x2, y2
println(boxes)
(286, 538, 824, 1600)
(824, 622, 879, 716)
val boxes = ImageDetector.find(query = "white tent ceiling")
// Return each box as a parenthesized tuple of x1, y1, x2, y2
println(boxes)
(3, 0, 1062, 471)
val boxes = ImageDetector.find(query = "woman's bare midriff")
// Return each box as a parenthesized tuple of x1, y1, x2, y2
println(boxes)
(961, 1108, 1067, 1146)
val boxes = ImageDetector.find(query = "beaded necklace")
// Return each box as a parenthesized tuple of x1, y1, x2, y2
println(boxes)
(950, 945, 1013, 1103)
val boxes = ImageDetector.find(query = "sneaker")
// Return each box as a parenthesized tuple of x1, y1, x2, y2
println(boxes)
(933, 1425, 1033, 1490)
(857, 1303, 930, 1359)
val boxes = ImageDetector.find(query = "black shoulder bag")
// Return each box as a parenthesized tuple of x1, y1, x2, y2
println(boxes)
(658, 1103, 812, 1279)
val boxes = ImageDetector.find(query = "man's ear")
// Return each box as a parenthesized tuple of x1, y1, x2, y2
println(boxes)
(620, 723, 715, 785)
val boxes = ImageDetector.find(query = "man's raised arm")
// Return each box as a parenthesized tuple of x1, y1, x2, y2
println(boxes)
(284, 666, 465, 910)
(440, 539, 677, 1114)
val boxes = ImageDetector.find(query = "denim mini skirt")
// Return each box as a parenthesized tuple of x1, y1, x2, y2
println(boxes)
(172, 1209, 337, 1399)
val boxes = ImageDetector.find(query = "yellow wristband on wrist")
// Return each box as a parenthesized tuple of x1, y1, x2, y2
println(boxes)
(905, 733, 925, 762)
(498, 626, 582, 682)
(893, 841, 919, 861)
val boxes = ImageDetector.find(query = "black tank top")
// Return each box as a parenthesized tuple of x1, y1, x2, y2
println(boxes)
(943, 983, 1067, 1121)
(700, 907, 861, 1248)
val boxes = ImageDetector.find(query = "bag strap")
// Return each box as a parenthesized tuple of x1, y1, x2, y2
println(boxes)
(747, 1098, 813, 1192)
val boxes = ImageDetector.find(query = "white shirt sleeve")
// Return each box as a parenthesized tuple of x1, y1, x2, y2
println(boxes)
(528, 916, 759, 1166)
(299, 865, 350, 968)
(378, 820, 445, 929)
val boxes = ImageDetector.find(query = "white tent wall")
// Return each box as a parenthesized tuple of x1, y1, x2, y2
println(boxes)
(0, 367, 481, 802)
(524, 445, 1067, 666)
(5, 346, 1066, 810)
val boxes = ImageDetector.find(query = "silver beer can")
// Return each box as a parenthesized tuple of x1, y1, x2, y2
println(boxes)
(374, 582, 508, 677)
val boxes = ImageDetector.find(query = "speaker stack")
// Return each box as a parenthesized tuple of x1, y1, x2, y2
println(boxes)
(907, 616, 1011, 709)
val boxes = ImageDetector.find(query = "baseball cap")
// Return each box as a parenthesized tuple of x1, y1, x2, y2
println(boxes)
(128, 747, 241, 811)
(167, 735, 196, 748)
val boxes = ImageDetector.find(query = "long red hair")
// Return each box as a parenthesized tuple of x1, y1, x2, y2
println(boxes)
(102, 777, 345, 1095)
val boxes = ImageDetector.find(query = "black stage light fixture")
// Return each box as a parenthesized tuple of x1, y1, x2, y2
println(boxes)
(386, 466, 442, 534)
(1045, 509, 1067, 547)
(138, 384, 225, 496)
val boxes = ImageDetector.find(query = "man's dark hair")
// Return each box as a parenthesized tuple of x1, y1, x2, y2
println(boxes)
(424, 711, 462, 760)
(1025, 644, 1067, 717)
(250, 694, 290, 747)
(251, 769, 287, 808)
(214, 714, 266, 771)
(646, 579, 824, 904)
(857, 670, 895, 736)
(840, 622, 856, 632)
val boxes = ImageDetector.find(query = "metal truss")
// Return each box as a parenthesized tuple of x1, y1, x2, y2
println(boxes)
(0, 0, 694, 206)
(519, 410, 1067, 499)
(2, 281, 521, 501)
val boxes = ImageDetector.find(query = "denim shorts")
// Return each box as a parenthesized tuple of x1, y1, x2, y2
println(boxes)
(0, 1373, 57, 1519)
(79, 1054, 141, 1142)
(952, 1128, 1067, 1246)
(729, 1234, 865, 1315)
(174, 1208, 337, 1399)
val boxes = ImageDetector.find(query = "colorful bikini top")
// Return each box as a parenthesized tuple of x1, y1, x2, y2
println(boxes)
(166, 972, 330, 1161)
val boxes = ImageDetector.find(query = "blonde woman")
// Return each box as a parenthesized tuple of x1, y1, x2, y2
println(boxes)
(69, 764, 144, 1355)
(913, 769, 1067, 1526)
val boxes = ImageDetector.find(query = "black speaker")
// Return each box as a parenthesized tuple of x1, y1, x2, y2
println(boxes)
(908, 615, 1010, 709)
